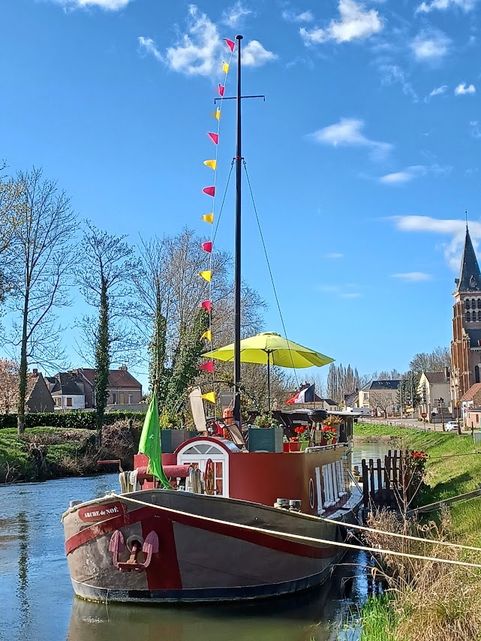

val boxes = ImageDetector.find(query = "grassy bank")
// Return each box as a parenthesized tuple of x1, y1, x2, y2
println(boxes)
(353, 422, 481, 641)
(0, 422, 139, 483)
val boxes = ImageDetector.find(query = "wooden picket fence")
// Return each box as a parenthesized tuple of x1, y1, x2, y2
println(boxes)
(361, 449, 418, 510)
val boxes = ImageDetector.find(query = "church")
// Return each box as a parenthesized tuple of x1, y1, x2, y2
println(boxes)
(450, 225, 481, 412)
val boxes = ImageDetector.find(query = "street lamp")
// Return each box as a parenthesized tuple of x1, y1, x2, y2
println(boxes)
(439, 397, 445, 432)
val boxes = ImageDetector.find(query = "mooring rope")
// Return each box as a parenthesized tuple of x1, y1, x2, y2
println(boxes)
(319, 514, 481, 554)
(109, 493, 481, 570)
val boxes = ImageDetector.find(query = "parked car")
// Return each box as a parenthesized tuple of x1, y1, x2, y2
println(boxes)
(445, 421, 458, 432)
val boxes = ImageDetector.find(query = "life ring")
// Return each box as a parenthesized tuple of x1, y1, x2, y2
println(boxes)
(204, 458, 215, 495)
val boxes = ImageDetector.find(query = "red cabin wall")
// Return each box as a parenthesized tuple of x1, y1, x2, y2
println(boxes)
(228, 452, 321, 515)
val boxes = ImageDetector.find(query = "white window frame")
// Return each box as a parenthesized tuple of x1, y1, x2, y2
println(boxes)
(177, 442, 229, 497)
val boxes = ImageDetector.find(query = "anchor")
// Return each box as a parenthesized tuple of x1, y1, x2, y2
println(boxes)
(109, 530, 159, 571)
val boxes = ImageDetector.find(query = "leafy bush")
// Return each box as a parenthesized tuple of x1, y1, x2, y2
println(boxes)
(0, 410, 146, 430)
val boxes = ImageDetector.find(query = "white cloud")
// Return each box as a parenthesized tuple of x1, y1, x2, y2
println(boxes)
(379, 64, 418, 102)
(470, 121, 481, 138)
(379, 164, 450, 184)
(222, 1, 252, 28)
(410, 29, 450, 61)
(429, 84, 448, 97)
(454, 83, 476, 95)
(156, 5, 275, 77)
(310, 118, 392, 159)
(282, 9, 314, 23)
(138, 37, 162, 62)
(391, 272, 432, 281)
(53, 0, 131, 8)
(300, 0, 383, 45)
(392, 216, 481, 270)
(324, 252, 344, 259)
(416, 0, 477, 13)
(380, 166, 427, 184)
(242, 40, 277, 67)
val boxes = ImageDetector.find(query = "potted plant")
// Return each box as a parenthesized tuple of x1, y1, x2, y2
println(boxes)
(320, 424, 337, 446)
(248, 413, 283, 452)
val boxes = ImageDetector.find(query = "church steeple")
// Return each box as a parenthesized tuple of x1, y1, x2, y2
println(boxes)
(456, 226, 481, 292)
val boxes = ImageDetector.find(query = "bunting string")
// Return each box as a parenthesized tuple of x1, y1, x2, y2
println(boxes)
(199, 38, 236, 410)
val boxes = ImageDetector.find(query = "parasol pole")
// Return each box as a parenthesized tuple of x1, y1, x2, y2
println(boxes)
(233, 34, 243, 427)
(267, 351, 271, 414)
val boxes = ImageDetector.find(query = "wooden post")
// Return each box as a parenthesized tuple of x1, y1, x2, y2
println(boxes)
(362, 459, 369, 508)
(369, 458, 375, 504)
(376, 458, 383, 504)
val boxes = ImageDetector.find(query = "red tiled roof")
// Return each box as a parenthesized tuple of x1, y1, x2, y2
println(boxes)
(460, 382, 481, 402)
(79, 368, 141, 389)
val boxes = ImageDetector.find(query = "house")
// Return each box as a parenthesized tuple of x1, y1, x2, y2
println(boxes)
(417, 370, 451, 418)
(359, 380, 401, 417)
(79, 366, 143, 407)
(47, 366, 143, 410)
(0, 365, 54, 414)
(46, 372, 87, 410)
(464, 406, 481, 430)
(459, 383, 481, 421)
(26, 370, 55, 413)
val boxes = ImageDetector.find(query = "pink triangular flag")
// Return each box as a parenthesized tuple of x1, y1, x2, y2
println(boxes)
(199, 360, 215, 374)
(201, 300, 212, 312)
(203, 186, 215, 197)
(218, 84, 225, 97)
(201, 241, 213, 253)
(208, 132, 219, 145)
(225, 38, 235, 52)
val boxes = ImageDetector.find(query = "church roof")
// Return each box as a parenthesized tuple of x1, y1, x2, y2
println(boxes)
(457, 227, 481, 292)
(460, 382, 481, 402)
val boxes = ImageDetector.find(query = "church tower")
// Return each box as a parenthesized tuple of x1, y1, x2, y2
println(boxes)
(451, 226, 481, 408)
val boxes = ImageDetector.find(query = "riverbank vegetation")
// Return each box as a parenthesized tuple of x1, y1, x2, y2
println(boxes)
(353, 422, 481, 641)
(0, 421, 140, 483)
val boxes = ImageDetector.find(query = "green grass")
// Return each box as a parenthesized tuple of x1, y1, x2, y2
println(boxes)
(0, 427, 94, 482)
(359, 596, 397, 641)
(355, 422, 481, 544)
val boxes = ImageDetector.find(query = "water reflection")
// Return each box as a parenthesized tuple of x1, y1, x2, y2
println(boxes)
(16, 511, 30, 637)
(66, 548, 375, 641)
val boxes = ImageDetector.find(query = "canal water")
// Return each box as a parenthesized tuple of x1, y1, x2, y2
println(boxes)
(0, 443, 386, 641)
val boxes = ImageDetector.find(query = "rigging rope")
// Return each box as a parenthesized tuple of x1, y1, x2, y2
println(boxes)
(109, 493, 481, 570)
(243, 160, 299, 388)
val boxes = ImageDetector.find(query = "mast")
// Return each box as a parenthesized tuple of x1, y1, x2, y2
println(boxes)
(233, 34, 243, 426)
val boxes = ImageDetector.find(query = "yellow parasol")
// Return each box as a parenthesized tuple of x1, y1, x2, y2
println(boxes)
(203, 332, 334, 411)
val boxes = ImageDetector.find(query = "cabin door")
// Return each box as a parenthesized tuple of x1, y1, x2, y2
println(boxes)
(177, 442, 229, 497)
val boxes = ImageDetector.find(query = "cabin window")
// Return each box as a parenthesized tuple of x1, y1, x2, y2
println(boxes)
(178, 441, 229, 497)
(322, 462, 340, 508)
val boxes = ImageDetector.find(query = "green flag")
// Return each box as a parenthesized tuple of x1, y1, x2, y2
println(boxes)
(138, 392, 170, 489)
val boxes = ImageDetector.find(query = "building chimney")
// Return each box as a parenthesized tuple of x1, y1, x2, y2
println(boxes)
(120, 364, 128, 371)
(33, 368, 38, 376)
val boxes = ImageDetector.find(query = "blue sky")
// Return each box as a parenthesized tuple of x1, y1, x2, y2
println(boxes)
(1, 0, 481, 387)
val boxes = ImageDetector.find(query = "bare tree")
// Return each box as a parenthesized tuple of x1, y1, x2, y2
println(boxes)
(132, 229, 266, 415)
(6, 168, 76, 434)
(77, 222, 138, 443)
(410, 347, 450, 372)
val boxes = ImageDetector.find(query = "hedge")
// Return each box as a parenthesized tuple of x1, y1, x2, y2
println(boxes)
(0, 410, 147, 430)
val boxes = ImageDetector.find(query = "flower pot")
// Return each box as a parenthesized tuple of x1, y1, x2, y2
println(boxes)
(283, 442, 290, 452)
(289, 441, 301, 452)
(248, 426, 283, 452)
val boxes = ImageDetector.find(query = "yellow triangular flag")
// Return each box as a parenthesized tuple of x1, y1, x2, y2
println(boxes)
(203, 159, 217, 170)
(202, 213, 214, 223)
(202, 391, 216, 404)
(199, 270, 212, 282)
(201, 329, 212, 341)
(214, 108, 221, 121)
(222, 62, 229, 74)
